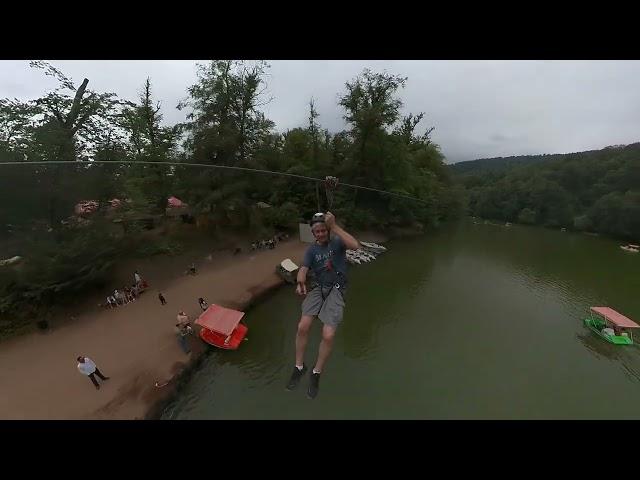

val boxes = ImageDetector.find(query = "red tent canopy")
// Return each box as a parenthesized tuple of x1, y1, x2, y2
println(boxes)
(195, 304, 245, 336)
(167, 196, 187, 208)
(591, 307, 640, 328)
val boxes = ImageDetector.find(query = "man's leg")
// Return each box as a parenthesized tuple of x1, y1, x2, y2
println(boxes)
(307, 325, 336, 399)
(313, 324, 337, 374)
(295, 315, 314, 366)
(308, 289, 344, 399)
(94, 368, 109, 380)
(88, 373, 100, 389)
(178, 335, 190, 354)
(307, 324, 336, 399)
(286, 315, 313, 390)
(287, 287, 324, 390)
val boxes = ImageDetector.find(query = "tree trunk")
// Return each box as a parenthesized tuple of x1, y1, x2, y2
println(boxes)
(239, 107, 246, 164)
(48, 166, 60, 229)
(65, 78, 89, 129)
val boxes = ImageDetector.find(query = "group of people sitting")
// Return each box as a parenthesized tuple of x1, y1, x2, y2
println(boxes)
(103, 271, 148, 309)
(251, 232, 289, 251)
(602, 324, 628, 337)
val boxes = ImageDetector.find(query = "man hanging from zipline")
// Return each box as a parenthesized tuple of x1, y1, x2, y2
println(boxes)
(286, 210, 360, 399)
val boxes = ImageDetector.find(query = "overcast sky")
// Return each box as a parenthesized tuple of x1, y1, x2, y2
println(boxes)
(2, 60, 639, 164)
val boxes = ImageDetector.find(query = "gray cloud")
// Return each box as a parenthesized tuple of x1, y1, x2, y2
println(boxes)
(490, 134, 509, 143)
(2, 60, 639, 163)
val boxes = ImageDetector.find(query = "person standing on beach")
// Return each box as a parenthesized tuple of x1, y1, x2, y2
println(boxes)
(198, 297, 209, 311)
(174, 311, 192, 353)
(286, 212, 360, 399)
(177, 311, 189, 326)
(158, 292, 167, 305)
(175, 322, 193, 354)
(77, 356, 110, 390)
(106, 296, 116, 308)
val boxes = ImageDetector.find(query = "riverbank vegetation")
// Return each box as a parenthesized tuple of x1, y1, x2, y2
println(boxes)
(0, 61, 463, 334)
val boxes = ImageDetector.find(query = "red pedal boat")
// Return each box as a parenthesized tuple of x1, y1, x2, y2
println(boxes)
(195, 304, 248, 350)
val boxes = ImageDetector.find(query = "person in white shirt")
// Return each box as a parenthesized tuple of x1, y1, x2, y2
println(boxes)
(106, 296, 116, 308)
(77, 356, 110, 390)
(177, 311, 189, 324)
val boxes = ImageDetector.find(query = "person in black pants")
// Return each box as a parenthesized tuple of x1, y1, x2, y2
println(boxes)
(77, 356, 110, 390)
(158, 292, 167, 305)
(198, 297, 209, 311)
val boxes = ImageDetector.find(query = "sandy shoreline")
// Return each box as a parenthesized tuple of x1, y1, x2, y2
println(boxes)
(0, 239, 307, 419)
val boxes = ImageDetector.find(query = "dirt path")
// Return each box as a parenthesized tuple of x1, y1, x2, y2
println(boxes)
(0, 240, 306, 419)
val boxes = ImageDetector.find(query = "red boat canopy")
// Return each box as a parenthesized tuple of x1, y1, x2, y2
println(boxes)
(591, 307, 640, 328)
(195, 304, 245, 336)
(167, 196, 187, 208)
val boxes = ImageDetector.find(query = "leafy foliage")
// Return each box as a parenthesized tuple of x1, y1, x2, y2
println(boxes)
(0, 61, 462, 334)
(455, 144, 640, 240)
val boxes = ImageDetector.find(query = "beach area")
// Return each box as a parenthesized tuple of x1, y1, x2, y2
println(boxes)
(0, 239, 308, 419)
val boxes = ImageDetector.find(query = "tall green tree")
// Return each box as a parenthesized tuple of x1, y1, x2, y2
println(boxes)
(339, 69, 408, 189)
(120, 78, 179, 213)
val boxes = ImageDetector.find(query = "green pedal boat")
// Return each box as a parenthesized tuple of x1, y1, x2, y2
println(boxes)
(584, 306, 639, 345)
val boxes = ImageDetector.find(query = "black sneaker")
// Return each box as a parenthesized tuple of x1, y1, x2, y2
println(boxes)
(307, 372, 321, 399)
(286, 364, 307, 391)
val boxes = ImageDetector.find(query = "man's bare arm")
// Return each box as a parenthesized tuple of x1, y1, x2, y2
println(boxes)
(297, 266, 309, 284)
(325, 212, 360, 250)
(296, 266, 309, 295)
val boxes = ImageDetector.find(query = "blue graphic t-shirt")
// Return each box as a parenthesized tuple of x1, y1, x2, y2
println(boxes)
(302, 236, 348, 289)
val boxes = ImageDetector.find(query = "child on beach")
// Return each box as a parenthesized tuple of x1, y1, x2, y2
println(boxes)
(198, 297, 209, 311)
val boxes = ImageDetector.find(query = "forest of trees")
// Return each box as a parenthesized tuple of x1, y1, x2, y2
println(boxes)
(453, 144, 640, 240)
(0, 61, 463, 335)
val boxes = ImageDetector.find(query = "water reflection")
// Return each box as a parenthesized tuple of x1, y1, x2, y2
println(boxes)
(341, 239, 438, 359)
(163, 220, 640, 419)
(576, 329, 640, 383)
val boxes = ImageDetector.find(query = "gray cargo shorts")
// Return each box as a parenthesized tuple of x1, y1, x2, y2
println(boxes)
(301, 285, 346, 328)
